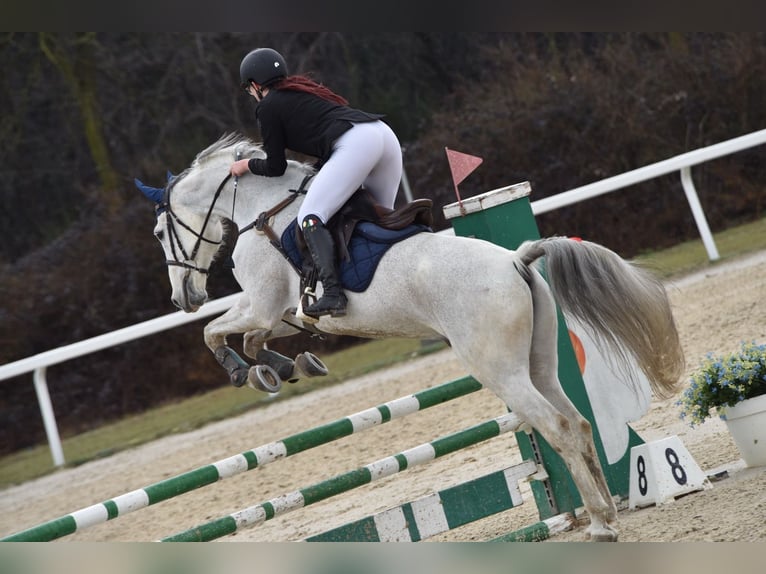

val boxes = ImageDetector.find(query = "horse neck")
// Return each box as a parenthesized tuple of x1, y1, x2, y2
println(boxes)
(188, 164, 307, 233)
(232, 173, 305, 232)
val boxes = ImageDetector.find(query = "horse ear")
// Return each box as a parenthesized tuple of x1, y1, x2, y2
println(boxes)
(166, 170, 177, 184)
(134, 178, 164, 204)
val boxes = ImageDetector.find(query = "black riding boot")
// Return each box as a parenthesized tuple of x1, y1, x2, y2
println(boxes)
(302, 215, 347, 318)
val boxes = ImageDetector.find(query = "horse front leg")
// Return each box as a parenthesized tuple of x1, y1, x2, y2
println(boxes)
(203, 294, 251, 351)
(243, 318, 329, 384)
(203, 296, 266, 389)
(202, 296, 286, 392)
(205, 300, 328, 392)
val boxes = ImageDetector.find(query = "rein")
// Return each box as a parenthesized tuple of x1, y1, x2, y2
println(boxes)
(162, 173, 232, 275)
(239, 174, 313, 275)
(239, 174, 313, 235)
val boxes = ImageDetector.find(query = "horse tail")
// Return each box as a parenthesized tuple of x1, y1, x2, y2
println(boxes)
(515, 237, 684, 399)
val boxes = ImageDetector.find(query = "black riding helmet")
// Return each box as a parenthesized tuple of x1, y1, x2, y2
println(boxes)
(239, 48, 288, 88)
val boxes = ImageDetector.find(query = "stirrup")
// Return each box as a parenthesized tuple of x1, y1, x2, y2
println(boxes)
(298, 287, 320, 324)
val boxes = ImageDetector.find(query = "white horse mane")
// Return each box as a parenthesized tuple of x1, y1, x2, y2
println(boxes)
(186, 133, 315, 176)
(192, 133, 263, 167)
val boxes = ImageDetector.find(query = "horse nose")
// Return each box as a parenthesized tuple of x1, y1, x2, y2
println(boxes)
(171, 298, 183, 309)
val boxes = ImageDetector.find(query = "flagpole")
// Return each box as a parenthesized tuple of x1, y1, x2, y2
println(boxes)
(446, 147, 465, 215)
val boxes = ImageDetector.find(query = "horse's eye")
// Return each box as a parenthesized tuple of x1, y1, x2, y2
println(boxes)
(154, 230, 164, 241)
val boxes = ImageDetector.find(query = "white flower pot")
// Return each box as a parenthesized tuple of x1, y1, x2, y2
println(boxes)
(719, 393, 766, 467)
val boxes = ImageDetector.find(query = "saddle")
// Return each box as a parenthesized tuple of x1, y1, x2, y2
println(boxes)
(308, 189, 433, 262)
(282, 189, 433, 293)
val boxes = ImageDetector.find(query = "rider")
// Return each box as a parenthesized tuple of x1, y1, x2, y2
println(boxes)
(231, 47, 403, 319)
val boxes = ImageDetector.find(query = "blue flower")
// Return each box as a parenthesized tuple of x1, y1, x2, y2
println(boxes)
(679, 341, 766, 426)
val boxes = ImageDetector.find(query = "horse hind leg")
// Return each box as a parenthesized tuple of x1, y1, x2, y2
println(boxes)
(508, 382, 618, 541)
(526, 266, 618, 539)
(451, 332, 617, 540)
(532, 357, 617, 524)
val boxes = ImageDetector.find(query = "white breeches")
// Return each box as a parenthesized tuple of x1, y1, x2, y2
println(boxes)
(298, 120, 402, 224)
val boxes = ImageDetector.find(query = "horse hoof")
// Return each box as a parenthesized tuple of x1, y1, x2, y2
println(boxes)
(215, 346, 252, 387)
(295, 352, 328, 378)
(247, 365, 282, 393)
(230, 368, 249, 388)
(586, 525, 618, 542)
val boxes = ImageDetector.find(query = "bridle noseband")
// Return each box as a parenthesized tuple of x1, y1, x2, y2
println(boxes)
(159, 173, 232, 275)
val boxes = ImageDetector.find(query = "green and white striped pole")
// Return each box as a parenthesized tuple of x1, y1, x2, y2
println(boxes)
(2, 376, 482, 542)
(490, 514, 576, 542)
(162, 412, 522, 542)
(306, 460, 538, 542)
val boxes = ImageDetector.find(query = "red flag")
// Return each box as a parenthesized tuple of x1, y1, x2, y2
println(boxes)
(445, 147, 483, 187)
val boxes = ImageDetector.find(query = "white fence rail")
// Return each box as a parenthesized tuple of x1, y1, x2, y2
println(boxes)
(531, 128, 766, 260)
(2, 128, 765, 467)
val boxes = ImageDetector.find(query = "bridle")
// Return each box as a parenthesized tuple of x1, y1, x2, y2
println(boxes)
(157, 163, 321, 336)
(158, 157, 312, 277)
(159, 173, 232, 275)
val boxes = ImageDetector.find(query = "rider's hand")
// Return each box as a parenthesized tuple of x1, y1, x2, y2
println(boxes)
(230, 159, 251, 177)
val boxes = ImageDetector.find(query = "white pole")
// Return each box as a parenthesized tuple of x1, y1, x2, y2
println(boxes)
(0, 293, 240, 382)
(33, 366, 65, 467)
(680, 166, 720, 261)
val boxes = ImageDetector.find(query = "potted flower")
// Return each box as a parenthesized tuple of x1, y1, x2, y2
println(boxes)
(678, 341, 766, 467)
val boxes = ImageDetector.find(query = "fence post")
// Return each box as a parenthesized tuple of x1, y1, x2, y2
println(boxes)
(680, 166, 720, 261)
(33, 367, 65, 467)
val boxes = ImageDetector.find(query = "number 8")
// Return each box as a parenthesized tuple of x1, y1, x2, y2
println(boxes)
(665, 448, 687, 485)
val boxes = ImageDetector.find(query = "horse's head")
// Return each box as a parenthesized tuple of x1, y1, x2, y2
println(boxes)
(136, 170, 226, 312)
(136, 133, 313, 312)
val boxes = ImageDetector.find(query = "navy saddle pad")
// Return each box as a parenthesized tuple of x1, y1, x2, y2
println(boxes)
(281, 220, 431, 292)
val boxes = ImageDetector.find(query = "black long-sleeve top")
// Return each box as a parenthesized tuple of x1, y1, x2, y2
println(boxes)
(248, 89, 384, 177)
